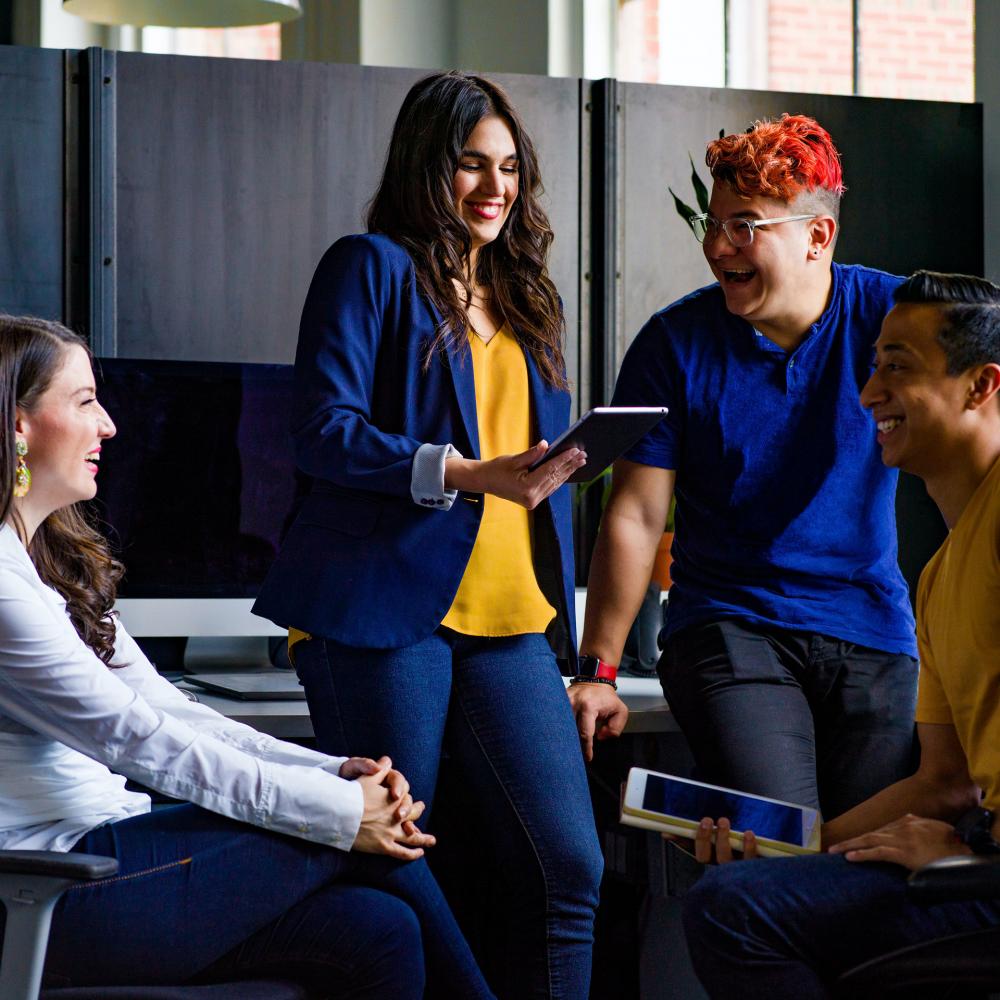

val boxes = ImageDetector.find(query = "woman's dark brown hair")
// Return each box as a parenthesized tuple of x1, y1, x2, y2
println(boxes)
(366, 71, 567, 389)
(0, 315, 123, 665)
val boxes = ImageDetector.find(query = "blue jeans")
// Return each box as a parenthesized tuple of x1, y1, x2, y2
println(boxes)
(44, 803, 493, 998)
(295, 629, 603, 1000)
(659, 620, 918, 816)
(683, 852, 1000, 998)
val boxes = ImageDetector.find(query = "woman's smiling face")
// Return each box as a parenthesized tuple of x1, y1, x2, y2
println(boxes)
(16, 344, 116, 515)
(453, 114, 519, 254)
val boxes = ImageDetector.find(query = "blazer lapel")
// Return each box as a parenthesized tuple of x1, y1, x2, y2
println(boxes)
(445, 336, 481, 459)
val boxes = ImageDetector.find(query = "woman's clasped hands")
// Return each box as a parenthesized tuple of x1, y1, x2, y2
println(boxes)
(341, 756, 436, 860)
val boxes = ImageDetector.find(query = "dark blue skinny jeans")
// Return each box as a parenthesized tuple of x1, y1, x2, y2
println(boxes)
(43, 803, 493, 998)
(683, 852, 1000, 998)
(295, 629, 604, 1000)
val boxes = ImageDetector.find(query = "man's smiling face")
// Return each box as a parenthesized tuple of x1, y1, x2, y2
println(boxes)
(703, 182, 817, 333)
(860, 302, 970, 478)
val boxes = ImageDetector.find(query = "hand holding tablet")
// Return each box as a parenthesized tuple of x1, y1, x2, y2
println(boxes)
(527, 407, 668, 484)
(620, 767, 822, 858)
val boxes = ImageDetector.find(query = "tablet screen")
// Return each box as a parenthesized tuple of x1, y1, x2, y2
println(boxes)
(641, 775, 807, 846)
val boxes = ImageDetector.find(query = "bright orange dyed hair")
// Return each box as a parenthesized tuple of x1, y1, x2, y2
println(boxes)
(706, 114, 845, 210)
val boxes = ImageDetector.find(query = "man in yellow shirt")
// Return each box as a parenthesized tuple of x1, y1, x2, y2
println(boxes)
(680, 269, 1000, 998)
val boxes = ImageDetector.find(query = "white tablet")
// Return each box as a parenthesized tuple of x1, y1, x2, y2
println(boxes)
(620, 767, 822, 857)
(527, 406, 668, 483)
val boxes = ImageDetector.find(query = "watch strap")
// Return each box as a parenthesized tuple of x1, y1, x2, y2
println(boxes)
(578, 654, 618, 682)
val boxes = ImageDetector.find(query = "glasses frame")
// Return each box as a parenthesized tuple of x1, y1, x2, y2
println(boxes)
(689, 212, 817, 248)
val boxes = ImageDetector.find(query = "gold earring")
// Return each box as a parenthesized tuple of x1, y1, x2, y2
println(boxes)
(13, 440, 30, 498)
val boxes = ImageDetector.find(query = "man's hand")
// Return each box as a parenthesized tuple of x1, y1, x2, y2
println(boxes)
(351, 759, 436, 861)
(446, 442, 586, 510)
(686, 816, 759, 865)
(828, 814, 971, 871)
(567, 682, 628, 762)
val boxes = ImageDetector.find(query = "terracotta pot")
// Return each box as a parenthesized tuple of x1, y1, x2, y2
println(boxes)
(651, 531, 673, 590)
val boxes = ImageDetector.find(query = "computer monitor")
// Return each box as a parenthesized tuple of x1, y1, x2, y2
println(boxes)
(94, 357, 302, 637)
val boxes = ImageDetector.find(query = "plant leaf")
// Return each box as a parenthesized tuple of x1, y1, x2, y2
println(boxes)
(689, 154, 709, 213)
(668, 186, 697, 227)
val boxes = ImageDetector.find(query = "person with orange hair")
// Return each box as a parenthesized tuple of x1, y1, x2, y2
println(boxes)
(570, 114, 919, 822)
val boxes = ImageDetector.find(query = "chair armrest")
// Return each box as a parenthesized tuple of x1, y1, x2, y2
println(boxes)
(0, 850, 118, 881)
(907, 853, 1000, 903)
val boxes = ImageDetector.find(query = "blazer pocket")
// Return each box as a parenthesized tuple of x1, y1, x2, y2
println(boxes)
(295, 492, 381, 538)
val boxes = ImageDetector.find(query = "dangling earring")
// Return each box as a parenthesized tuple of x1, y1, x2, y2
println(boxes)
(13, 440, 30, 498)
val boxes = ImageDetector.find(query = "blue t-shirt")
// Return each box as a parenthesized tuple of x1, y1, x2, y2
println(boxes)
(612, 263, 917, 656)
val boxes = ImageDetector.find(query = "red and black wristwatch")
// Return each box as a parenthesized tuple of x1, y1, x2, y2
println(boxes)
(571, 655, 619, 690)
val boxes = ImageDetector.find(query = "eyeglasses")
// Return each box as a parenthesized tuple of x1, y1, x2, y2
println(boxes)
(689, 213, 816, 248)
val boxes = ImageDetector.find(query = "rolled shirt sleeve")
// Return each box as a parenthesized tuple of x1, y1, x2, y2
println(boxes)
(410, 442, 462, 510)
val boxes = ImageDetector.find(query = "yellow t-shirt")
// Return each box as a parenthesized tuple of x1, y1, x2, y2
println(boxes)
(914, 454, 1000, 809)
(441, 326, 556, 637)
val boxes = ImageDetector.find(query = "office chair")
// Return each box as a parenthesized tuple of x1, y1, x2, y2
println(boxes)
(836, 853, 1000, 998)
(0, 850, 312, 1000)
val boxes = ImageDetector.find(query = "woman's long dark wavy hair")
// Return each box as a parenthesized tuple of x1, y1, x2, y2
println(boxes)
(0, 316, 123, 665)
(366, 71, 568, 390)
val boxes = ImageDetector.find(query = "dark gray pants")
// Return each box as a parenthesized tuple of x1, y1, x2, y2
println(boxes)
(658, 618, 919, 818)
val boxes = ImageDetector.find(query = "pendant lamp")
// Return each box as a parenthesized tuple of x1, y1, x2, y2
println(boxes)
(62, 0, 302, 27)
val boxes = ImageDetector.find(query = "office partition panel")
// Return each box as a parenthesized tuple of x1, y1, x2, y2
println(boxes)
(0, 45, 64, 319)
(111, 54, 585, 403)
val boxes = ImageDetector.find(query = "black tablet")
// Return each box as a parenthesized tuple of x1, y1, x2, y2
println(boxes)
(527, 406, 668, 483)
(185, 673, 307, 701)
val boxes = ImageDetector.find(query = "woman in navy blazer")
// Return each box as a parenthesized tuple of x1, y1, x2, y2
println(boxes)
(254, 72, 603, 999)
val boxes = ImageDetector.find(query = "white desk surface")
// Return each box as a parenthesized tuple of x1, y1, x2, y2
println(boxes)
(180, 673, 676, 739)
(117, 589, 655, 641)
(153, 585, 678, 737)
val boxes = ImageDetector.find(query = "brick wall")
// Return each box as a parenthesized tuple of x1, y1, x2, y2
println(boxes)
(616, 0, 974, 101)
(858, 0, 974, 102)
(769, 0, 854, 95)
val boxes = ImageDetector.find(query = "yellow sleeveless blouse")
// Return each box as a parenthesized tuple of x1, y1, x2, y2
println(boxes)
(441, 325, 555, 636)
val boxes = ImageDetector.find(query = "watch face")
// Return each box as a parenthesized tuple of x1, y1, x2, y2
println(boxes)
(578, 655, 600, 677)
(957, 807, 1000, 853)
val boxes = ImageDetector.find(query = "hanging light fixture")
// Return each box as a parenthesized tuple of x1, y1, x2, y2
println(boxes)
(63, 0, 302, 27)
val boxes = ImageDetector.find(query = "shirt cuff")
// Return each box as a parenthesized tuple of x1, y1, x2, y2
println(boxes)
(411, 442, 462, 511)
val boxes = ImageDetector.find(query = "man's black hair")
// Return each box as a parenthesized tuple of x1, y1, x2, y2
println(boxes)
(893, 270, 1000, 375)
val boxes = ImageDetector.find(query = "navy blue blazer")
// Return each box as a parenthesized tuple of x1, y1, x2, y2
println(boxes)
(252, 235, 578, 664)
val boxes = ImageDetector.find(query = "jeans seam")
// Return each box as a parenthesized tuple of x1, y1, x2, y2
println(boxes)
(452, 656, 558, 999)
(318, 640, 351, 756)
(66, 856, 192, 890)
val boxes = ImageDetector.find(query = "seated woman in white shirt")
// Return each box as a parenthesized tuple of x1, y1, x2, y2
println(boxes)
(0, 314, 494, 998)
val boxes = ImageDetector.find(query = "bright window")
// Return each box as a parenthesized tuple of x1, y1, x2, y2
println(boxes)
(140, 23, 280, 60)
(858, 0, 974, 102)
(614, 0, 974, 102)
(766, 0, 854, 96)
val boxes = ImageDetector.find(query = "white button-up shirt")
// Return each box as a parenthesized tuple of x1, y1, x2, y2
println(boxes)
(0, 524, 363, 852)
